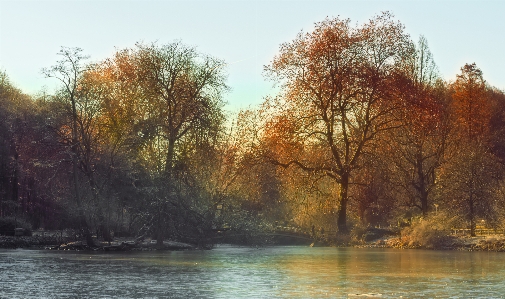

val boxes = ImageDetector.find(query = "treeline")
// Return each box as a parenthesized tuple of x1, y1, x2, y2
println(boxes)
(1, 12, 505, 246)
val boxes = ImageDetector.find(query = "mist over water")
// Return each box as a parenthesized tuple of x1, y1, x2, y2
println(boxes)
(1, 246, 504, 298)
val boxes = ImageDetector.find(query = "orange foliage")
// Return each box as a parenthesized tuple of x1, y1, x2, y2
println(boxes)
(451, 63, 491, 141)
(404, 85, 447, 138)
(263, 12, 414, 231)
(262, 115, 303, 161)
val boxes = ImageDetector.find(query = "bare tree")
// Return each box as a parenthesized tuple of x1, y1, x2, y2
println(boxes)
(42, 47, 95, 246)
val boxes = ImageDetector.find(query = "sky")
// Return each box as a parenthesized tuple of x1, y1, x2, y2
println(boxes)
(1, 0, 504, 112)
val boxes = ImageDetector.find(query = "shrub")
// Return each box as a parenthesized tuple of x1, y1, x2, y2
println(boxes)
(400, 213, 456, 249)
(0, 217, 32, 236)
(350, 223, 368, 243)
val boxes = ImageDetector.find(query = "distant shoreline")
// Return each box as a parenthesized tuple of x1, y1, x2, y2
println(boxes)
(2, 233, 505, 252)
(0, 235, 195, 251)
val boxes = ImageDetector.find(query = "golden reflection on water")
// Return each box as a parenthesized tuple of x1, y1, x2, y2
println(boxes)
(269, 247, 503, 297)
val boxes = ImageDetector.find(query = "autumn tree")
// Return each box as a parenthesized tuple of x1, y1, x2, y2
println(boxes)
(487, 87, 505, 161)
(191, 112, 269, 229)
(386, 36, 450, 217)
(440, 63, 499, 236)
(85, 52, 153, 237)
(263, 12, 414, 232)
(451, 63, 490, 142)
(352, 149, 396, 227)
(438, 142, 502, 236)
(100, 42, 228, 245)
(68, 66, 132, 241)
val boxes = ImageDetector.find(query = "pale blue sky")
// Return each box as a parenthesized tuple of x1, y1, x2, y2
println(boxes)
(1, 0, 504, 111)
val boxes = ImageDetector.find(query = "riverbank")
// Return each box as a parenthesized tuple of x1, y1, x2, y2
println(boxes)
(0, 235, 195, 251)
(358, 234, 505, 251)
(3, 232, 505, 251)
(0, 235, 63, 249)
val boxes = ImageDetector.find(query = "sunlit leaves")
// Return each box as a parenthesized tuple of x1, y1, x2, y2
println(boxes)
(263, 12, 414, 231)
(451, 63, 491, 142)
(383, 37, 450, 217)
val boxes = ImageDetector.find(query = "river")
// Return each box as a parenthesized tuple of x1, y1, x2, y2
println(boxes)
(1, 245, 504, 298)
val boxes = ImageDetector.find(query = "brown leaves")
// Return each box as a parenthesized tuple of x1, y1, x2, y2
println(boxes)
(264, 11, 414, 174)
(451, 63, 491, 142)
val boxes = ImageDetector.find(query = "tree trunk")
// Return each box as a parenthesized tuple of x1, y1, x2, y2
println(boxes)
(155, 137, 177, 247)
(469, 193, 476, 237)
(156, 206, 164, 247)
(337, 173, 349, 233)
(416, 153, 429, 217)
(165, 138, 176, 176)
(99, 217, 112, 242)
(420, 190, 429, 218)
(88, 174, 112, 243)
(70, 94, 94, 247)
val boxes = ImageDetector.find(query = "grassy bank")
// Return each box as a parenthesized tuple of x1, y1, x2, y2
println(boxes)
(358, 234, 505, 251)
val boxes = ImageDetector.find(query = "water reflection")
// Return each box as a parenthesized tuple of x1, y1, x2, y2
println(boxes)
(1, 246, 504, 298)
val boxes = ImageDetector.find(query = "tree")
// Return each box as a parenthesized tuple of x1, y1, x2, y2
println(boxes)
(0, 72, 70, 232)
(451, 63, 490, 142)
(263, 12, 413, 232)
(438, 143, 502, 236)
(386, 36, 450, 217)
(0, 72, 20, 217)
(0, 72, 33, 219)
(487, 87, 505, 161)
(352, 149, 395, 227)
(440, 63, 499, 236)
(42, 47, 95, 246)
(102, 42, 228, 245)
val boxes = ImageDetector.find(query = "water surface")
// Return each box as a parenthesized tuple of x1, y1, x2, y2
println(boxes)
(1, 246, 504, 298)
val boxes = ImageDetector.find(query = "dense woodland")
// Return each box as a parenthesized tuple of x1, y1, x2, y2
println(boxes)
(2, 12, 505, 246)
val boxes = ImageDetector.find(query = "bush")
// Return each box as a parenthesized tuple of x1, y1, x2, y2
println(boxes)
(350, 223, 368, 243)
(400, 213, 456, 249)
(0, 217, 32, 236)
